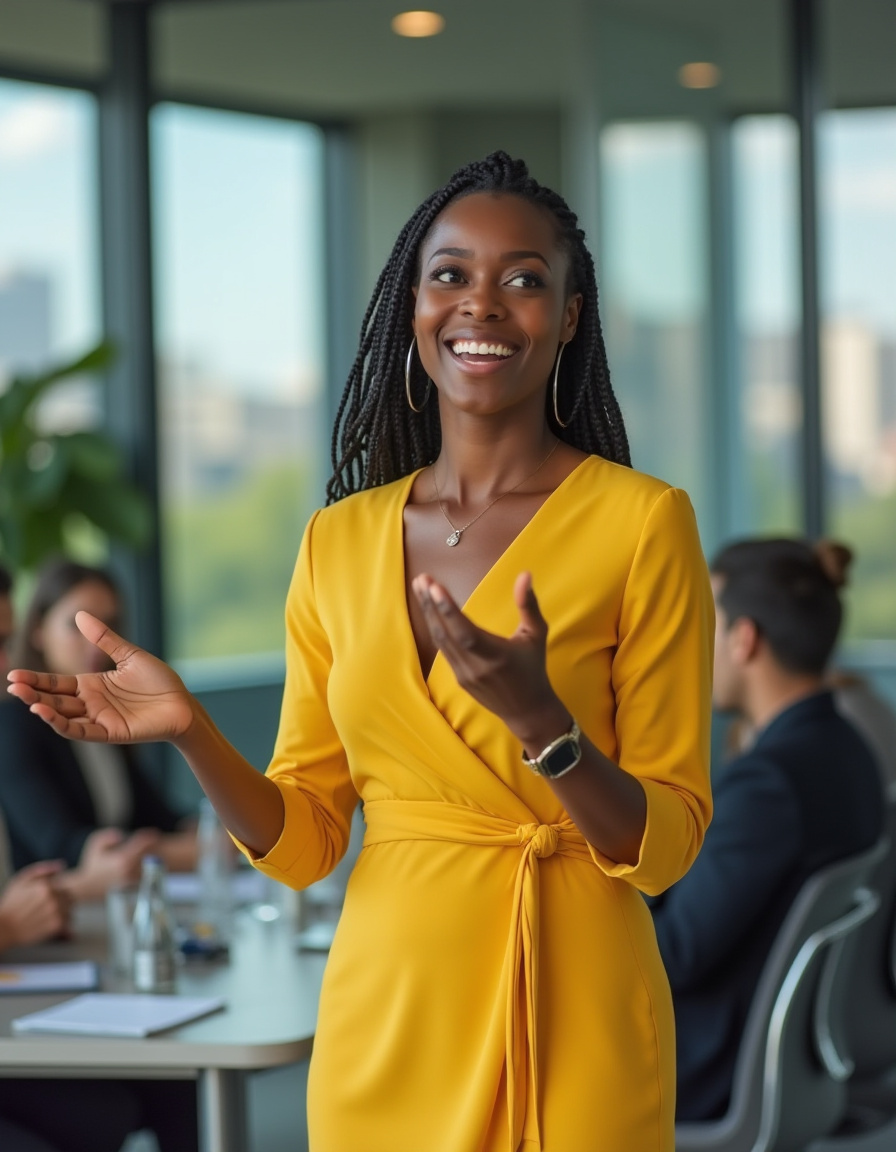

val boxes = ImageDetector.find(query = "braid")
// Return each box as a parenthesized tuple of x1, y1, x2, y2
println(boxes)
(327, 151, 630, 503)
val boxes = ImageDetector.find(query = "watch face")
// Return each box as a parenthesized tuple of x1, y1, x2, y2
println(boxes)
(541, 739, 581, 778)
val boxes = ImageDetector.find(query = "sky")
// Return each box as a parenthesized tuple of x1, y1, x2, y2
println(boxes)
(1, 77, 895, 395)
(0, 85, 99, 360)
(150, 103, 325, 400)
(600, 109, 896, 338)
(0, 82, 325, 398)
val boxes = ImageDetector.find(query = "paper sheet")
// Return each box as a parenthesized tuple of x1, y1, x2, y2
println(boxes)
(165, 870, 268, 905)
(12, 992, 225, 1037)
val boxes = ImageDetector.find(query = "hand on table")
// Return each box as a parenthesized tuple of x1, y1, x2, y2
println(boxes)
(59, 827, 161, 902)
(0, 861, 71, 949)
(6, 611, 194, 745)
(411, 571, 571, 750)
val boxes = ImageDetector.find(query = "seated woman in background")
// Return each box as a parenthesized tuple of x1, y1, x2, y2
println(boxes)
(0, 559, 197, 893)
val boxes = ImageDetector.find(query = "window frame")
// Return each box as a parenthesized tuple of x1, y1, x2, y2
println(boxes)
(3, 7, 895, 683)
(0, 25, 349, 691)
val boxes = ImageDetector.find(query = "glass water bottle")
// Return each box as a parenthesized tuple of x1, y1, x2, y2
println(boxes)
(132, 855, 177, 993)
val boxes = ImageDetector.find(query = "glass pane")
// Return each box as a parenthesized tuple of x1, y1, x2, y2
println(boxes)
(820, 108, 896, 642)
(731, 114, 801, 534)
(599, 121, 710, 531)
(0, 78, 100, 407)
(151, 104, 326, 662)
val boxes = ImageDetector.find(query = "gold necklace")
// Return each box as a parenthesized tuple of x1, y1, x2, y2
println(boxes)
(430, 440, 560, 547)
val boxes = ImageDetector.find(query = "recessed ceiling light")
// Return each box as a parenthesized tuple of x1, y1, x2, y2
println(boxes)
(678, 62, 721, 89)
(391, 10, 446, 38)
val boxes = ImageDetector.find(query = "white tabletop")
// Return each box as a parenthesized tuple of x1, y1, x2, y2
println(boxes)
(0, 904, 326, 1077)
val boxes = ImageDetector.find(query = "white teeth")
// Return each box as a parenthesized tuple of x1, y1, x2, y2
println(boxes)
(450, 340, 515, 358)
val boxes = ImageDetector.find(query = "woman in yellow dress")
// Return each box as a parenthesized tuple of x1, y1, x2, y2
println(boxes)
(8, 153, 713, 1151)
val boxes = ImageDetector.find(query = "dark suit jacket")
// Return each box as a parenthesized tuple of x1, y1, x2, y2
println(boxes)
(650, 690, 884, 1122)
(0, 700, 182, 870)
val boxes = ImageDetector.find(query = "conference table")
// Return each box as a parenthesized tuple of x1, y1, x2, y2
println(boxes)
(0, 899, 328, 1152)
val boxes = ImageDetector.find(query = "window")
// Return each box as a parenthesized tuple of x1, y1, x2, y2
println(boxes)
(151, 104, 326, 662)
(0, 78, 100, 398)
(599, 121, 711, 533)
(820, 108, 896, 642)
(731, 115, 802, 534)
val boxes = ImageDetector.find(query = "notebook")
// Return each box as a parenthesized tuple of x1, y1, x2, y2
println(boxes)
(0, 961, 99, 994)
(12, 993, 225, 1037)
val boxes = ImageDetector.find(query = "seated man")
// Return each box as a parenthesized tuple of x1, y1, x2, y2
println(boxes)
(649, 537, 884, 1122)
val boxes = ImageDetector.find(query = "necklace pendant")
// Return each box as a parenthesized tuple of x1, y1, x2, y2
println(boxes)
(446, 530, 462, 547)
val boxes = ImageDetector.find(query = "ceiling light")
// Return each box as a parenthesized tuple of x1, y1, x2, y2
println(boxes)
(391, 10, 446, 38)
(678, 62, 721, 89)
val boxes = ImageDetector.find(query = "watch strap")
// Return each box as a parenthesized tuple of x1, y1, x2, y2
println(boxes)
(522, 719, 582, 778)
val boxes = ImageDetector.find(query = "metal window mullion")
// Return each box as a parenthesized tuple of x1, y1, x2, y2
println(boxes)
(707, 115, 745, 549)
(322, 126, 360, 496)
(98, 2, 164, 660)
(791, 0, 825, 538)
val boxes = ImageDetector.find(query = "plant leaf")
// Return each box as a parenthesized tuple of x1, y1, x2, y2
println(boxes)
(17, 440, 69, 506)
(61, 431, 121, 483)
(0, 340, 116, 434)
(19, 508, 67, 569)
(60, 475, 153, 549)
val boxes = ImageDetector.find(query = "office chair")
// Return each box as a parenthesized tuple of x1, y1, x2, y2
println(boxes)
(675, 839, 885, 1152)
(808, 795, 896, 1152)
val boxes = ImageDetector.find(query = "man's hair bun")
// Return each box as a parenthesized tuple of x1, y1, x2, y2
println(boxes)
(813, 539, 853, 589)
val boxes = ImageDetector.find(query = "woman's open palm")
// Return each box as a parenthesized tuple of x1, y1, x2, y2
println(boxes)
(6, 611, 194, 745)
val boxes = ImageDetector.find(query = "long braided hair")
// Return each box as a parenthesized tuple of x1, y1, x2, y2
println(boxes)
(326, 151, 630, 503)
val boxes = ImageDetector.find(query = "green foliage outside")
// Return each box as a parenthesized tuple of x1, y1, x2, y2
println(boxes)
(164, 461, 316, 660)
(746, 451, 802, 539)
(832, 488, 896, 643)
(0, 343, 152, 574)
(748, 449, 896, 642)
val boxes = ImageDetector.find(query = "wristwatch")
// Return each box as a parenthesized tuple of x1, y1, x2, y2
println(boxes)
(522, 719, 582, 779)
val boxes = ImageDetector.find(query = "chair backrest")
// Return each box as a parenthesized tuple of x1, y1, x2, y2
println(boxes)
(840, 795, 896, 1080)
(676, 839, 885, 1152)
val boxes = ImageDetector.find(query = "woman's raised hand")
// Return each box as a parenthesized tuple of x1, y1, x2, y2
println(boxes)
(411, 570, 571, 751)
(6, 611, 195, 745)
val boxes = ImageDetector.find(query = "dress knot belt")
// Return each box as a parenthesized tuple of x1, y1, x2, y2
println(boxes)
(517, 822, 559, 858)
(362, 799, 593, 1152)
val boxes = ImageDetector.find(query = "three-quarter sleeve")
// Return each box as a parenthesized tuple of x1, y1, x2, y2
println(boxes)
(588, 486, 714, 895)
(234, 510, 359, 889)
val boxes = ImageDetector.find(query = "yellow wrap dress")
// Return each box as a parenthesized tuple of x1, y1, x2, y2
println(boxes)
(241, 455, 714, 1152)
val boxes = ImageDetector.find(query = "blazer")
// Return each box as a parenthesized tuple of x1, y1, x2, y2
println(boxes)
(0, 699, 182, 870)
(650, 690, 884, 1121)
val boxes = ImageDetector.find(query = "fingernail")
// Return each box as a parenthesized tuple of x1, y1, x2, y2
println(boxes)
(430, 585, 445, 604)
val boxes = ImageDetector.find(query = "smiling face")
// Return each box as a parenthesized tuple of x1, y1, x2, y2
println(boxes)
(411, 192, 582, 421)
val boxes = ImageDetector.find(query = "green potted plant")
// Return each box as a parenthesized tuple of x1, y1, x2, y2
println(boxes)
(0, 341, 152, 573)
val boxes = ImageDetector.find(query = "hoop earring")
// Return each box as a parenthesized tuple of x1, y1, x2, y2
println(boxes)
(405, 337, 432, 413)
(552, 343, 569, 428)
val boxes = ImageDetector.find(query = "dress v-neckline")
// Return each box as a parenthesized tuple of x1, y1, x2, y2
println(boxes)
(398, 455, 593, 688)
